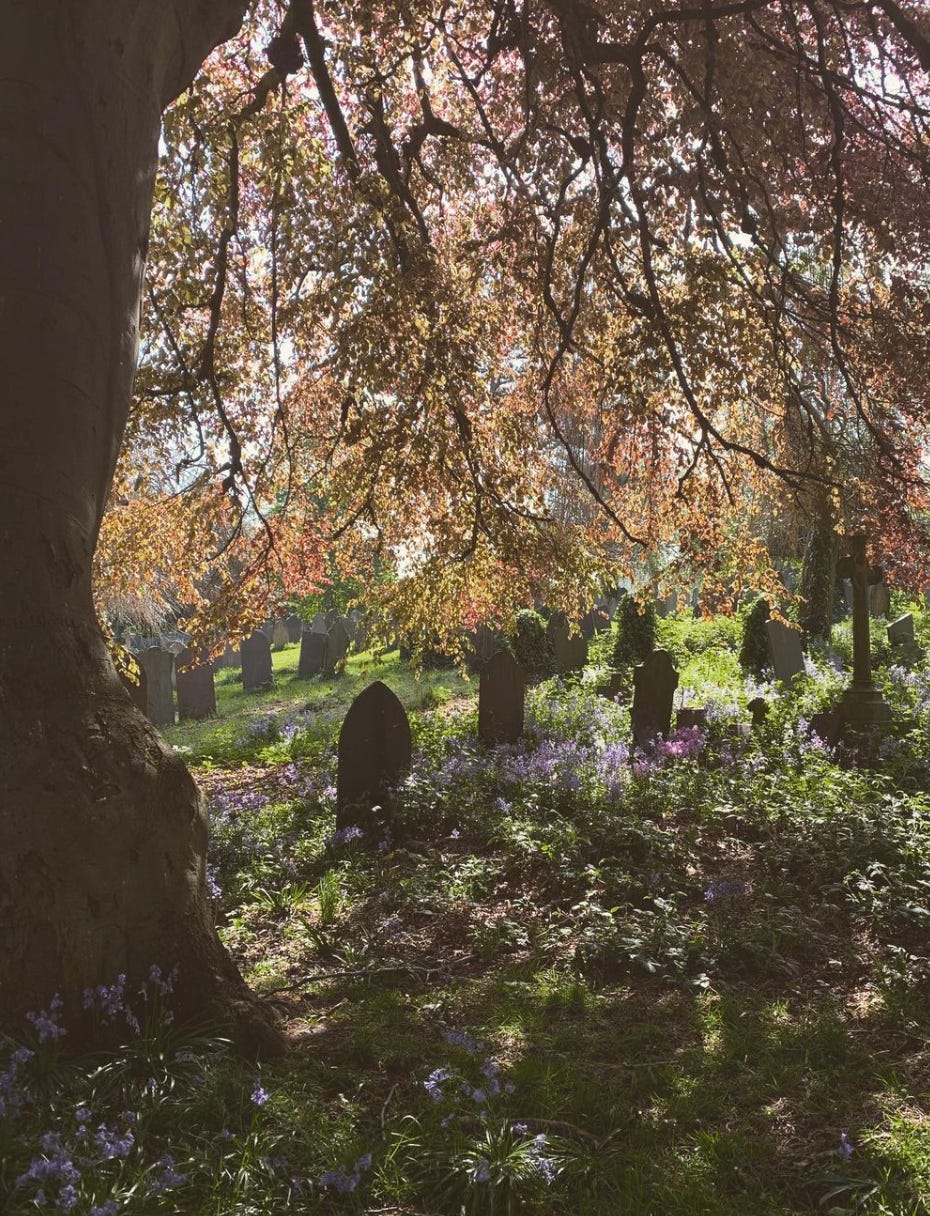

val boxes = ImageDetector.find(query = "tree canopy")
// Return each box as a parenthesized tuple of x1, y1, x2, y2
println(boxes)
(100, 0, 930, 643)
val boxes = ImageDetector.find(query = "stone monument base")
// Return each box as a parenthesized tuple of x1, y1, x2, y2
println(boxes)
(838, 684, 893, 726)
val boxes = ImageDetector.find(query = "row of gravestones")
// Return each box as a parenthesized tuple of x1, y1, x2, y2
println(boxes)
(765, 613, 916, 687)
(468, 610, 598, 675)
(335, 650, 701, 833)
(259, 608, 368, 653)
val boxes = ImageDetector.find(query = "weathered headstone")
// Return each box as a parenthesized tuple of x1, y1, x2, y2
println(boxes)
(175, 647, 216, 720)
(310, 612, 327, 634)
(478, 650, 525, 743)
(631, 650, 679, 748)
(765, 618, 806, 685)
(564, 633, 588, 673)
(870, 578, 891, 619)
(336, 681, 412, 830)
(322, 618, 351, 677)
(272, 619, 290, 649)
(836, 534, 892, 725)
(325, 608, 341, 630)
(887, 613, 914, 646)
(260, 619, 276, 640)
(676, 707, 707, 732)
(285, 614, 303, 644)
(240, 630, 273, 692)
(809, 710, 843, 749)
(140, 647, 175, 727)
(298, 629, 326, 677)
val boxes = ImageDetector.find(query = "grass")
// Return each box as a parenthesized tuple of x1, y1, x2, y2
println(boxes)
(6, 612, 930, 1213)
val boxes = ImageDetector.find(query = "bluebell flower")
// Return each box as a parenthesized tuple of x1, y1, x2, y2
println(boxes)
(250, 1082, 270, 1107)
(839, 1131, 853, 1159)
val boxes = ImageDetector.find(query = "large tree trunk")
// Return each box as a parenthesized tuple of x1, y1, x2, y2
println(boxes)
(0, 1, 279, 1051)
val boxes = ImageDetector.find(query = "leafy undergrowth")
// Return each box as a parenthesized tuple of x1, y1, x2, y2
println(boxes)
(6, 616, 930, 1214)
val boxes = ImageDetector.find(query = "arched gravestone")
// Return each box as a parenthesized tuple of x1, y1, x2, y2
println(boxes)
(478, 650, 525, 743)
(240, 630, 273, 692)
(564, 633, 588, 673)
(310, 612, 327, 634)
(272, 619, 290, 649)
(175, 647, 216, 720)
(322, 618, 351, 677)
(298, 628, 325, 677)
(285, 614, 303, 644)
(337, 682, 412, 830)
(140, 647, 175, 727)
(631, 650, 679, 748)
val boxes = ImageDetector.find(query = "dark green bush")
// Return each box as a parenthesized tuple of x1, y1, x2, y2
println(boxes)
(612, 596, 657, 667)
(507, 609, 555, 684)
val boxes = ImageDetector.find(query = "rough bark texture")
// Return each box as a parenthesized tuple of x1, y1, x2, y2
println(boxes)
(0, 1, 281, 1053)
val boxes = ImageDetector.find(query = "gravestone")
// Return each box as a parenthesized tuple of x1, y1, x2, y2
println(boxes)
(298, 629, 326, 677)
(478, 650, 525, 743)
(631, 650, 679, 748)
(336, 681, 412, 830)
(310, 613, 327, 634)
(472, 624, 500, 667)
(322, 618, 351, 677)
(836, 534, 892, 725)
(597, 671, 627, 702)
(325, 608, 341, 630)
(213, 642, 238, 669)
(140, 647, 175, 726)
(676, 707, 707, 732)
(240, 630, 273, 692)
(175, 647, 216, 720)
(887, 613, 914, 646)
(765, 618, 805, 685)
(564, 633, 588, 673)
(285, 614, 303, 644)
(809, 710, 843, 749)
(272, 619, 290, 649)
(870, 579, 891, 619)
(260, 619, 275, 640)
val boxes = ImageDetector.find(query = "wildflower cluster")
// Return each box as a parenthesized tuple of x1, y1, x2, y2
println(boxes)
(319, 1151, 372, 1193)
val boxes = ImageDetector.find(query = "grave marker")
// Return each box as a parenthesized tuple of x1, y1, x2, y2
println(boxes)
(298, 629, 326, 677)
(240, 630, 273, 692)
(765, 618, 805, 685)
(631, 650, 679, 748)
(322, 618, 350, 677)
(887, 613, 914, 646)
(478, 650, 525, 743)
(285, 614, 303, 644)
(140, 647, 175, 727)
(175, 647, 216, 720)
(336, 682, 412, 830)
(836, 534, 892, 725)
(272, 620, 290, 649)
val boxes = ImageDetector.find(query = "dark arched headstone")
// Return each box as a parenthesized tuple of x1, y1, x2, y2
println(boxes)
(336, 682, 411, 830)
(285, 614, 303, 643)
(298, 629, 325, 677)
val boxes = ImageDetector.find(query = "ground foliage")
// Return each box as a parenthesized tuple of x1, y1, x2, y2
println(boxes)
(6, 610, 930, 1213)
(96, 0, 930, 650)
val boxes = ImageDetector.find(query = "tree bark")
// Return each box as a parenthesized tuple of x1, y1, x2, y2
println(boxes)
(0, 1, 280, 1052)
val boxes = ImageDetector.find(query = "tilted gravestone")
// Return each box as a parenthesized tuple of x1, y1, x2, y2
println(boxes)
(887, 613, 915, 646)
(272, 619, 290, 649)
(478, 650, 525, 743)
(285, 614, 303, 644)
(337, 681, 412, 830)
(175, 647, 216, 720)
(765, 618, 805, 685)
(140, 647, 175, 727)
(322, 618, 351, 677)
(631, 650, 679, 748)
(298, 629, 326, 677)
(240, 630, 273, 692)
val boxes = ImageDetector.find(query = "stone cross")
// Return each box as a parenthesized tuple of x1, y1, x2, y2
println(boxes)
(835, 534, 891, 724)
